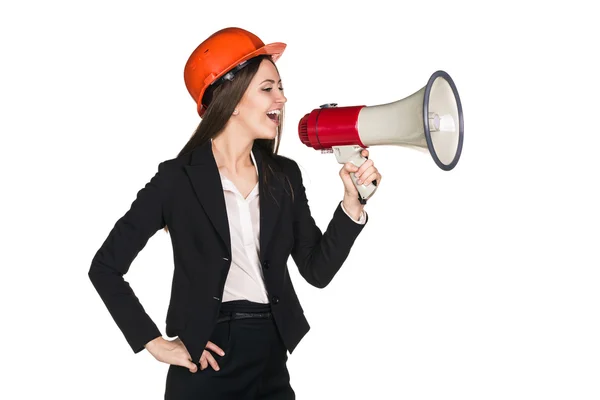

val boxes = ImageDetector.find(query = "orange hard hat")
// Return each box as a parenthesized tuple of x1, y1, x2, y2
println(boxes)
(184, 27, 286, 117)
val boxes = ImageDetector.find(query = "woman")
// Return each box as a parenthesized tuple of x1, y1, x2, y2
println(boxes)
(88, 27, 382, 399)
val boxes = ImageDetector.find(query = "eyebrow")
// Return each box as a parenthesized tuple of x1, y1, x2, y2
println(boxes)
(260, 79, 282, 84)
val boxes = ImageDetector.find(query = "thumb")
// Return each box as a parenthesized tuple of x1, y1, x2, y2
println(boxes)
(187, 359, 198, 373)
(341, 162, 358, 176)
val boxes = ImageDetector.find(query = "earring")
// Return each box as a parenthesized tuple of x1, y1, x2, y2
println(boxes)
(233, 109, 239, 115)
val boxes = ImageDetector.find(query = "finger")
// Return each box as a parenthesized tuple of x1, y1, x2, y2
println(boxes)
(205, 341, 226, 356)
(360, 172, 379, 186)
(355, 160, 374, 178)
(356, 165, 376, 184)
(361, 149, 369, 158)
(346, 162, 359, 171)
(356, 164, 375, 179)
(199, 352, 209, 370)
(371, 172, 382, 186)
(358, 168, 379, 185)
(204, 351, 221, 371)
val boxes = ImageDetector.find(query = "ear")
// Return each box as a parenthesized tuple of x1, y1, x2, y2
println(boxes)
(232, 109, 239, 116)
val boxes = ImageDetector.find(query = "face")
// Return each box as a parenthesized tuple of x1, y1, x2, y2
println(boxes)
(234, 59, 287, 140)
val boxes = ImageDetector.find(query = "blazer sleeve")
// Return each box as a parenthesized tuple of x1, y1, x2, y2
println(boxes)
(88, 162, 169, 354)
(289, 160, 368, 288)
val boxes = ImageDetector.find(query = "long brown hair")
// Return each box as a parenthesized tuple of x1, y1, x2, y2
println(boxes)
(164, 55, 292, 233)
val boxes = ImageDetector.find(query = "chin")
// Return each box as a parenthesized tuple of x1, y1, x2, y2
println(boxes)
(255, 128, 279, 141)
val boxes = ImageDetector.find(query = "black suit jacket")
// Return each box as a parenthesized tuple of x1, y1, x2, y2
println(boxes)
(88, 139, 368, 364)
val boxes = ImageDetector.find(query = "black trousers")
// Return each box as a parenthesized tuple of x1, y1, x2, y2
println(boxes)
(165, 300, 295, 399)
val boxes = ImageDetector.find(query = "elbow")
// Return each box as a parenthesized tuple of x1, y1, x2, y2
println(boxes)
(88, 264, 97, 281)
(297, 257, 337, 289)
(88, 263, 102, 287)
(87, 257, 119, 286)
(312, 280, 330, 289)
(88, 256, 104, 280)
(305, 271, 334, 289)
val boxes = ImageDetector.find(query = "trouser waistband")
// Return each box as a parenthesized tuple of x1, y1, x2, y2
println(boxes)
(217, 299, 272, 323)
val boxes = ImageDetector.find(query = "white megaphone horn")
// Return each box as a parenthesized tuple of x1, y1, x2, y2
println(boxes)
(298, 70, 464, 204)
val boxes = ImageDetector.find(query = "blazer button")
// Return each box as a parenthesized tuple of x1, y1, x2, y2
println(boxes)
(271, 296, 279, 304)
(262, 260, 270, 269)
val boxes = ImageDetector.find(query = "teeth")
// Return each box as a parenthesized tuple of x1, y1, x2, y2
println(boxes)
(267, 110, 281, 115)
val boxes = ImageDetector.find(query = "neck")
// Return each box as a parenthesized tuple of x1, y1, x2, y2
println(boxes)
(211, 133, 254, 174)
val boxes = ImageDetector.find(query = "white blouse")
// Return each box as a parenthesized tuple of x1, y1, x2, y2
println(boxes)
(219, 148, 366, 304)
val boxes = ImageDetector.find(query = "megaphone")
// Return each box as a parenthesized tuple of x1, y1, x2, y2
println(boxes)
(298, 70, 464, 204)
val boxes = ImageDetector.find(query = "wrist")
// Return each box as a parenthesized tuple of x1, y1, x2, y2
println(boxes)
(144, 335, 163, 350)
(342, 197, 364, 220)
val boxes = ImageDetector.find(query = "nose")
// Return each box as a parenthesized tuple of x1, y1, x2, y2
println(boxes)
(275, 90, 287, 104)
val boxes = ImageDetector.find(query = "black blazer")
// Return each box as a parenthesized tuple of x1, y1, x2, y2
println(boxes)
(88, 139, 368, 364)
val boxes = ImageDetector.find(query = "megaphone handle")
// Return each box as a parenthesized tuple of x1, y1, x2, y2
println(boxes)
(332, 145, 378, 204)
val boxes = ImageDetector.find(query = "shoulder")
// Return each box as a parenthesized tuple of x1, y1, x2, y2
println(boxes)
(156, 151, 193, 175)
(147, 152, 193, 196)
(160, 151, 191, 168)
(271, 153, 303, 183)
(272, 153, 298, 172)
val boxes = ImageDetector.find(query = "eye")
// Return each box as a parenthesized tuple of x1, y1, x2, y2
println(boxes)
(262, 87, 273, 92)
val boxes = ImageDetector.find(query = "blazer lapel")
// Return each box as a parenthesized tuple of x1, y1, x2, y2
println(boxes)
(253, 143, 284, 262)
(184, 140, 231, 256)
(184, 140, 284, 262)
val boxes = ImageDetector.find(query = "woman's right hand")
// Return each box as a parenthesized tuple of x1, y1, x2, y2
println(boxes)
(144, 336, 225, 373)
(145, 336, 198, 372)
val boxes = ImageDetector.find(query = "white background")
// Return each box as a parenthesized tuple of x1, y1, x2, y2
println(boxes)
(1, 0, 599, 399)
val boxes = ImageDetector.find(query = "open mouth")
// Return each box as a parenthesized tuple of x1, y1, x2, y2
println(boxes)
(267, 109, 281, 125)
